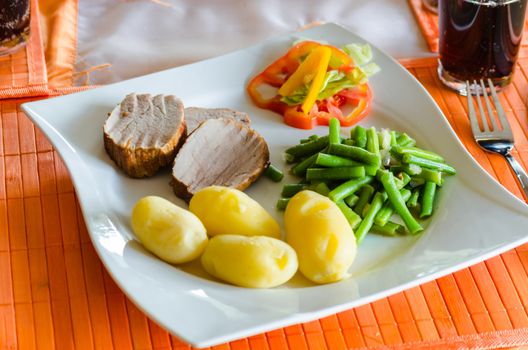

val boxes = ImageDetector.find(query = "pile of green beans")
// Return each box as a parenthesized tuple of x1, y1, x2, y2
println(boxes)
(278, 118, 456, 244)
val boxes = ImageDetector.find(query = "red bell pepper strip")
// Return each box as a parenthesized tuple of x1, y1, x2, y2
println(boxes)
(315, 84, 372, 127)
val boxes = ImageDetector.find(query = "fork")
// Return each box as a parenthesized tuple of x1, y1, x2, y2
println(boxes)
(466, 79, 528, 199)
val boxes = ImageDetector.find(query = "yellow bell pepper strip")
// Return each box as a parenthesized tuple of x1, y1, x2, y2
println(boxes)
(278, 46, 331, 96)
(301, 47, 332, 114)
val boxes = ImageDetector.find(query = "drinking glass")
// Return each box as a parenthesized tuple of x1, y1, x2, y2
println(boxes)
(0, 0, 30, 56)
(437, 0, 527, 94)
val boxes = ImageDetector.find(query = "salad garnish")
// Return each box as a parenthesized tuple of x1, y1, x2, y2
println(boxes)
(247, 40, 379, 129)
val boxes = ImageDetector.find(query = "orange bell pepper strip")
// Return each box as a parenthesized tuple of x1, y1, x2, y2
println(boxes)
(283, 106, 317, 130)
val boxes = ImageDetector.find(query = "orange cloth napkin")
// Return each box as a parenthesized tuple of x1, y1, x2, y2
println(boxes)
(0, 0, 47, 98)
(38, 0, 78, 88)
(0, 0, 78, 98)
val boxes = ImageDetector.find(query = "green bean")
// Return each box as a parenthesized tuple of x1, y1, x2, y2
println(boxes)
(366, 127, 381, 176)
(406, 188, 420, 208)
(402, 154, 456, 175)
(343, 139, 355, 146)
(264, 164, 284, 182)
(374, 188, 412, 226)
(351, 125, 367, 148)
(285, 135, 329, 159)
(392, 146, 445, 162)
(377, 169, 423, 234)
(390, 163, 422, 176)
(396, 172, 411, 188)
(300, 135, 319, 143)
(327, 143, 380, 166)
(276, 198, 290, 211)
(371, 221, 404, 236)
(409, 177, 426, 188)
(281, 183, 304, 198)
(390, 130, 398, 147)
(396, 133, 416, 147)
(306, 166, 365, 181)
(392, 173, 408, 189)
(414, 168, 442, 186)
(344, 194, 359, 207)
(366, 127, 380, 154)
(284, 153, 296, 164)
(328, 176, 374, 202)
(315, 153, 363, 168)
(291, 153, 318, 176)
(336, 200, 362, 230)
(329, 118, 341, 145)
(420, 181, 436, 218)
(313, 182, 331, 196)
(353, 184, 375, 216)
(355, 191, 387, 243)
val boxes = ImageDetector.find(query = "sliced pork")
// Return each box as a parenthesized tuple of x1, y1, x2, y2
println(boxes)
(171, 118, 269, 201)
(184, 107, 250, 136)
(104, 93, 186, 178)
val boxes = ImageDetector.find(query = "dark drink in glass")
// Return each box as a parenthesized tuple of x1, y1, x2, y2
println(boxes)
(0, 0, 30, 55)
(438, 0, 527, 93)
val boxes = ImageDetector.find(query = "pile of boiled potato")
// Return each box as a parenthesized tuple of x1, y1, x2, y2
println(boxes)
(131, 186, 357, 288)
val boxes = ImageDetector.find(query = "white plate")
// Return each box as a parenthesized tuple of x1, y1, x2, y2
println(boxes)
(22, 23, 528, 348)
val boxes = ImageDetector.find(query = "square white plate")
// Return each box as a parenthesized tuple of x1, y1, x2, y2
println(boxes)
(22, 23, 528, 348)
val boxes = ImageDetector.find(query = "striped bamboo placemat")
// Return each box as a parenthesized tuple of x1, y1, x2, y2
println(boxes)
(0, 0, 48, 99)
(1, 57, 528, 349)
(407, 0, 528, 53)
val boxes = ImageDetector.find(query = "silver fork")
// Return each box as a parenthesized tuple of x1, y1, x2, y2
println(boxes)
(466, 79, 528, 199)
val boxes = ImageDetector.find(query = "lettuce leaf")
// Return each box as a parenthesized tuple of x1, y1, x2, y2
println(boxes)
(343, 43, 373, 66)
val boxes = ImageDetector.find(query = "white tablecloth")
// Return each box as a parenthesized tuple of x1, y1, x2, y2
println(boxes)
(76, 0, 432, 85)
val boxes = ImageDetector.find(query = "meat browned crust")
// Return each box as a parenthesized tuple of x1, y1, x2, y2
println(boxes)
(103, 93, 186, 178)
(171, 118, 269, 201)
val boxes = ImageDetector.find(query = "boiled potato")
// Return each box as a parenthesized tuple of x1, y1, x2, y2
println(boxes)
(189, 186, 280, 239)
(131, 196, 208, 264)
(201, 235, 298, 288)
(284, 190, 357, 284)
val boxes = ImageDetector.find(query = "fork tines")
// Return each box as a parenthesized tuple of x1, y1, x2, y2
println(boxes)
(466, 79, 511, 137)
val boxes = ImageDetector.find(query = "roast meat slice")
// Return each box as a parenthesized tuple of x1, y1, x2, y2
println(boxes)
(104, 93, 186, 178)
(184, 107, 250, 136)
(171, 118, 269, 201)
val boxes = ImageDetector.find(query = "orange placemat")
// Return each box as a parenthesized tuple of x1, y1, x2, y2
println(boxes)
(408, 0, 528, 53)
(2, 60, 528, 350)
(0, 0, 48, 99)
